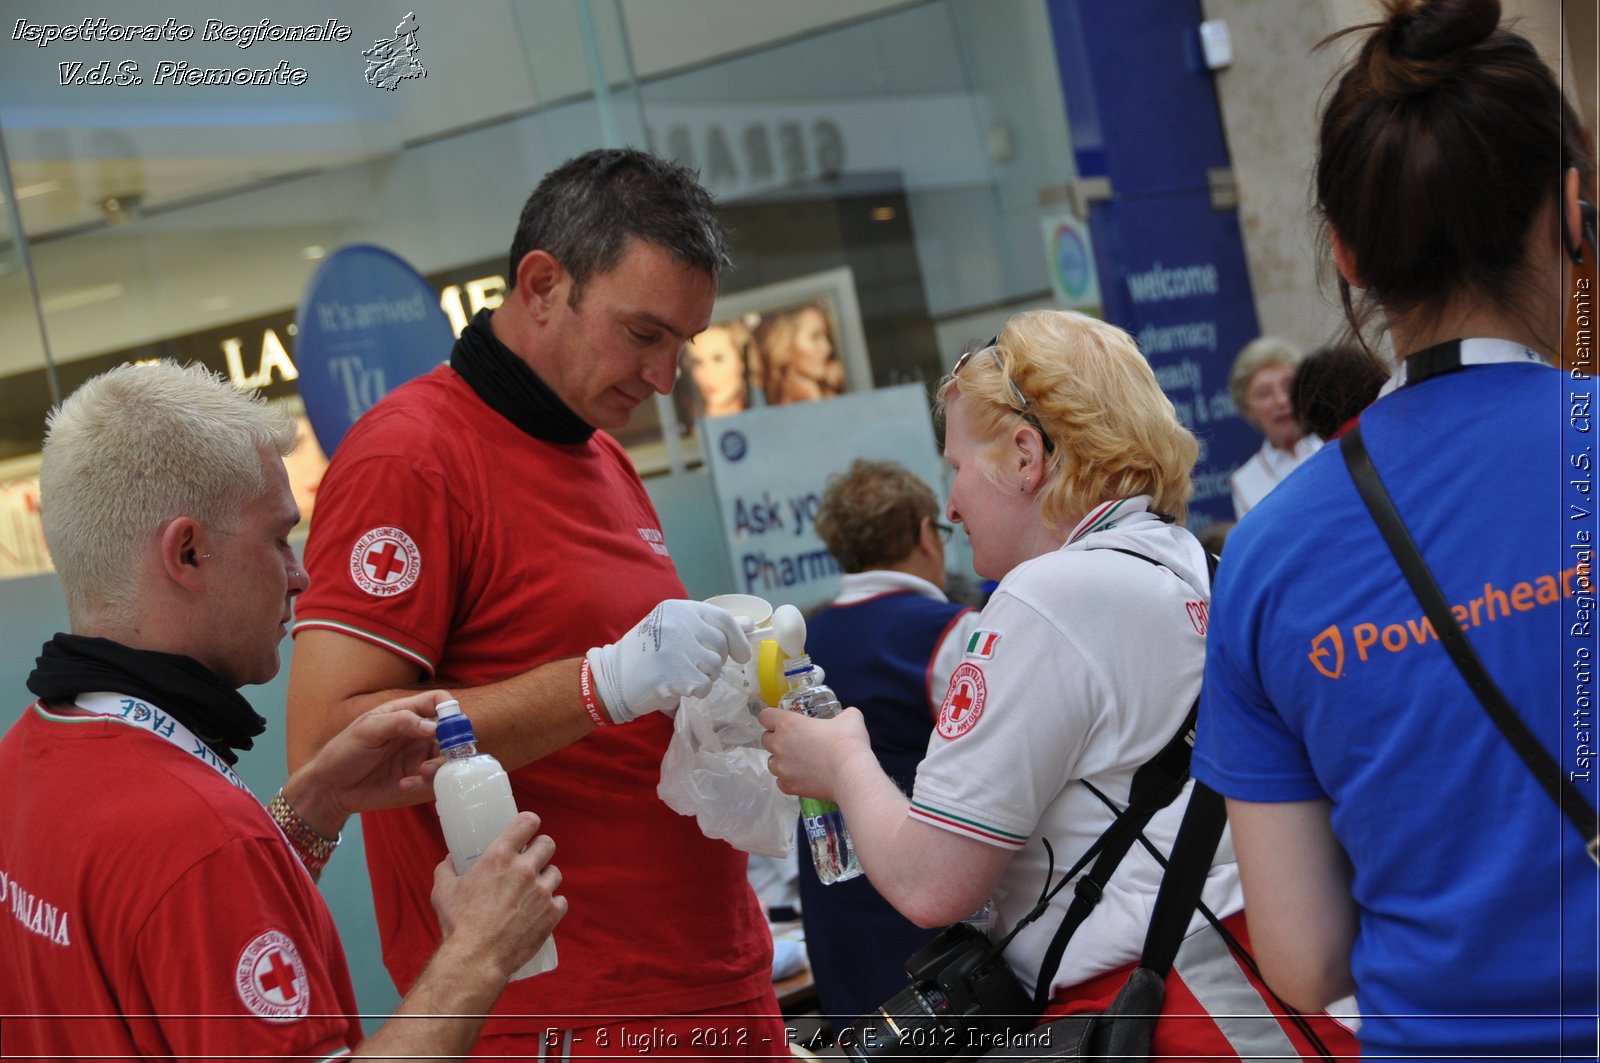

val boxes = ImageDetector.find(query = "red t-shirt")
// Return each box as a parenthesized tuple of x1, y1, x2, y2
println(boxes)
(0, 704, 362, 1061)
(294, 366, 771, 1033)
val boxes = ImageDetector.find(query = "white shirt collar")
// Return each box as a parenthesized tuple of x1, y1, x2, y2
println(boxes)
(833, 569, 949, 606)
(1254, 433, 1322, 474)
(1065, 495, 1163, 545)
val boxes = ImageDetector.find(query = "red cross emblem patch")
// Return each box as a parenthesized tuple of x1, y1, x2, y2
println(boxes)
(937, 662, 988, 740)
(349, 526, 422, 597)
(234, 929, 309, 1022)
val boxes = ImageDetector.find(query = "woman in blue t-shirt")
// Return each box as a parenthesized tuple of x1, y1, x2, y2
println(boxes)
(1193, 0, 1598, 1058)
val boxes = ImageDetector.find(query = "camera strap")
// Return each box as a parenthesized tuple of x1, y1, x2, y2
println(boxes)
(1024, 545, 1216, 1012)
(1341, 424, 1600, 864)
(1028, 696, 1197, 1011)
(1133, 780, 1227, 976)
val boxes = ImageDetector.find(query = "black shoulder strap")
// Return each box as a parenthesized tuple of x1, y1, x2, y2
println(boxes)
(1098, 546, 1168, 568)
(1030, 698, 1197, 1011)
(1029, 544, 1220, 1009)
(1135, 781, 1227, 975)
(1341, 426, 1600, 864)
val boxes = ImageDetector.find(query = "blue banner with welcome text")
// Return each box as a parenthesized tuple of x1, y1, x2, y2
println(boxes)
(1047, 0, 1264, 529)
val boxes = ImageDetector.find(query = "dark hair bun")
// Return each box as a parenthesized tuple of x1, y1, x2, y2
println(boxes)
(1361, 0, 1502, 97)
(1316, 0, 1589, 342)
(1388, 0, 1500, 60)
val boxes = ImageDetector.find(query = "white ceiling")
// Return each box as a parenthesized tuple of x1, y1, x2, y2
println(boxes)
(0, 0, 912, 238)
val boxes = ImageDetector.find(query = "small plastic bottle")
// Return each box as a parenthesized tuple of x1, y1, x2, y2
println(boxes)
(777, 656, 864, 885)
(433, 699, 558, 979)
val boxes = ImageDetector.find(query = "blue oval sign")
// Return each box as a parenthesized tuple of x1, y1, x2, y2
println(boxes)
(294, 244, 456, 455)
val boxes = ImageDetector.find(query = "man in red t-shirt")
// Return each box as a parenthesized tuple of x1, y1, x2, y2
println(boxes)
(2, 361, 564, 1061)
(287, 149, 784, 1056)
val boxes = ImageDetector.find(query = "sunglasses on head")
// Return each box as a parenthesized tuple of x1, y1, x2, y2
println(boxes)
(952, 336, 1056, 455)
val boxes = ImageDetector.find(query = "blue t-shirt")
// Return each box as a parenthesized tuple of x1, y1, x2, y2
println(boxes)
(1194, 359, 1600, 1060)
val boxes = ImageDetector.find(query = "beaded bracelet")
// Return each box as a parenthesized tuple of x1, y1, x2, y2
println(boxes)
(268, 788, 340, 878)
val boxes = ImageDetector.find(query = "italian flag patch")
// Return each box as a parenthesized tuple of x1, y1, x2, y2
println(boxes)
(965, 630, 1001, 659)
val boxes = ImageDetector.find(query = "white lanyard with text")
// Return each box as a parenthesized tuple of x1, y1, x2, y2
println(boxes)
(74, 690, 253, 795)
(1377, 336, 1548, 398)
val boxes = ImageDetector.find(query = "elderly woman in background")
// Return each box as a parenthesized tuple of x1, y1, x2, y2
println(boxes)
(1228, 336, 1321, 518)
(762, 309, 1356, 1059)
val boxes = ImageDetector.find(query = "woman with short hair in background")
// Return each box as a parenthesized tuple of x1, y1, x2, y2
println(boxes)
(1227, 336, 1321, 518)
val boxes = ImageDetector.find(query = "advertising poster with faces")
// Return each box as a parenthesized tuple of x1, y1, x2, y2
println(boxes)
(672, 268, 870, 449)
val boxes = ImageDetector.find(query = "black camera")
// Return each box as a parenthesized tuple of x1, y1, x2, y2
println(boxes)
(839, 922, 1037, 1061)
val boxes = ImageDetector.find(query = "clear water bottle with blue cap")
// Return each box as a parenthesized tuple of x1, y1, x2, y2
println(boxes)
(434, 699, 558, 978)
(777, 656, 864, 885)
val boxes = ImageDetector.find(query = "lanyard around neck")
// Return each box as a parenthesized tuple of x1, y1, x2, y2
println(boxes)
(1379, 337, 1549, 398)
(70, 691, 253, 794)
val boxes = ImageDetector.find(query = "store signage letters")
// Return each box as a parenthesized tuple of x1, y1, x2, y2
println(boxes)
(652, 119, 845, 194)
(214, 267, 506, 393)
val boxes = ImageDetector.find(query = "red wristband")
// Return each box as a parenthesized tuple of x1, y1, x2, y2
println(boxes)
(579, 657, 609, 727)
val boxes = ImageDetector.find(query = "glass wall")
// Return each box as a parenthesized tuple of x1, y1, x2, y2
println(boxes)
(0, 0, 1084, 1015)
(0, 0, 1076, 584)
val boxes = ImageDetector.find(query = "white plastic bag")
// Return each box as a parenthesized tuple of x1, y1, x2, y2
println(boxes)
(657, 664, 799, 857)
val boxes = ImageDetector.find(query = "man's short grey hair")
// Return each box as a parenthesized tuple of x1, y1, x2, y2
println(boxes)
(508, 148, 730, 303)
(40, 361, 298, 624)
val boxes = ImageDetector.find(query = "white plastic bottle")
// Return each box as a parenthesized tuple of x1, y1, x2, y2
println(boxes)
(433, 699, 558, 979)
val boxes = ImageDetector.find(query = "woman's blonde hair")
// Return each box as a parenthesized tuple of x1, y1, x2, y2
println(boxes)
(935, 310, 1198, 527)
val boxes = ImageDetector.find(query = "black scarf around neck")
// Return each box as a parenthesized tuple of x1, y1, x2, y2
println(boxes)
(449, 308, 594, 445)
(27, 634, 265, 766)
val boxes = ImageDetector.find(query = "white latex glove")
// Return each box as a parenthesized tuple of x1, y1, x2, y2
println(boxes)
(585, 601, 753, 725)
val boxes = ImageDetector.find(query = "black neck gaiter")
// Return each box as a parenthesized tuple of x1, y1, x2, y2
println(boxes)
(449, 308, 595, 444)
(27, 634, 266, 766)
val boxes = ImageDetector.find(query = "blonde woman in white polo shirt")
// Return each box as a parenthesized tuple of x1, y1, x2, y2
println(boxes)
(761, 309, 1355, 1060)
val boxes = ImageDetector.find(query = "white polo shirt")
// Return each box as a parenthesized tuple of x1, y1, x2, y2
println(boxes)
(909, 496, 1244, 995)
